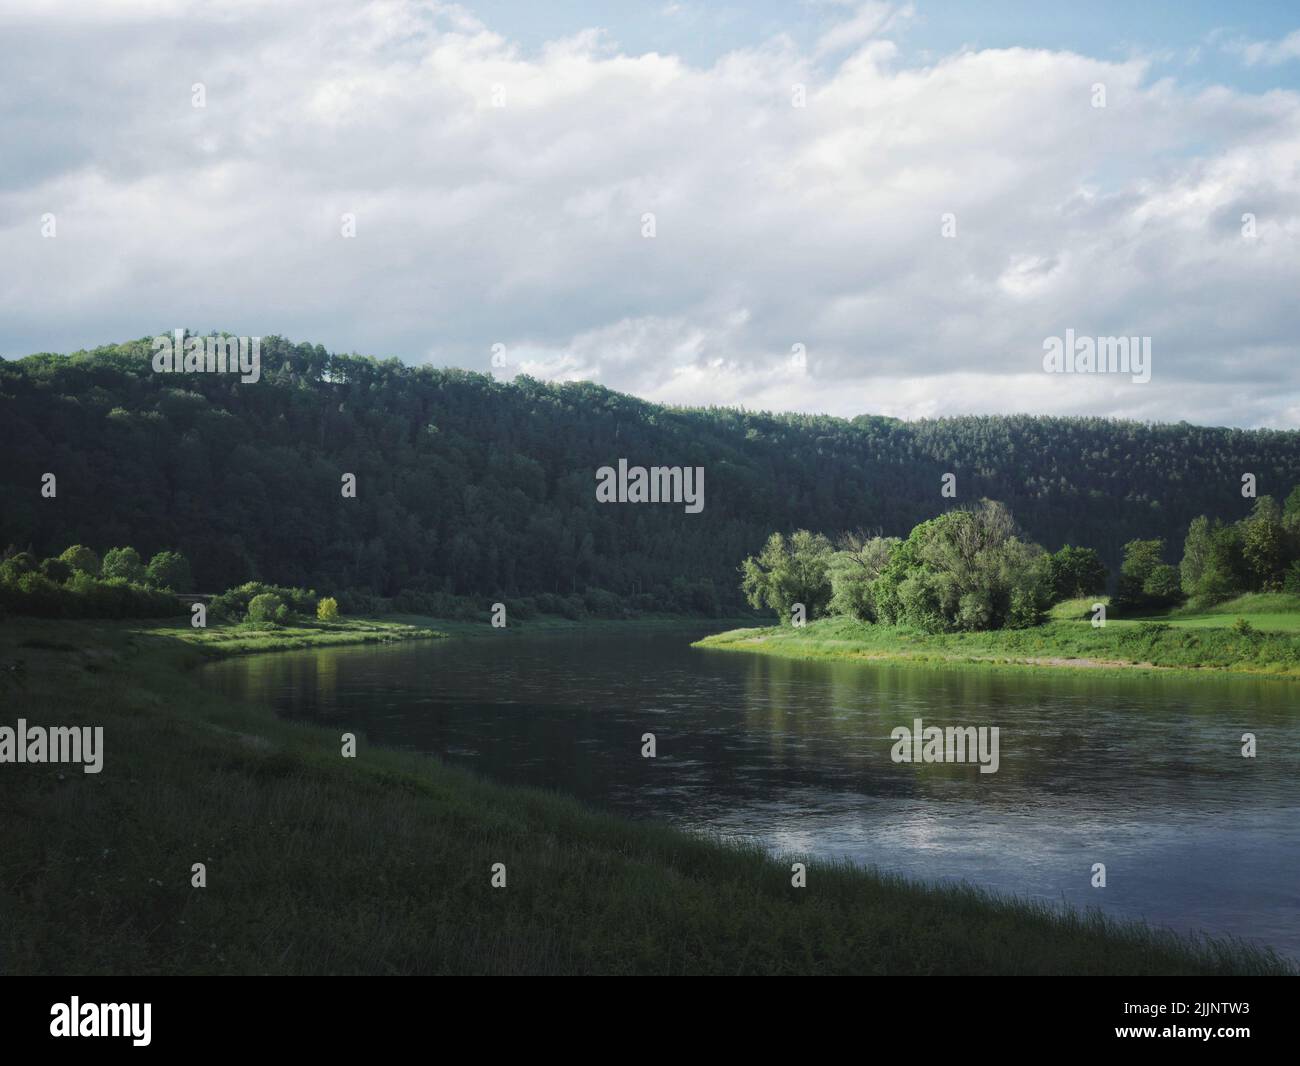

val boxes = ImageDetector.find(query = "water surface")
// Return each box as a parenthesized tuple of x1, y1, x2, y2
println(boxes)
(204, 626, 1300, 958)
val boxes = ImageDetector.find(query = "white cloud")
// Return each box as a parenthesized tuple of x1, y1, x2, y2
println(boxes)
(1223, 29, 1300, 68)
(814, 1, 912, 59)
(1, 0, 1298, 427)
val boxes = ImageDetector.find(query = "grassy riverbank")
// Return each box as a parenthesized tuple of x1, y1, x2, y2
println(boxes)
(694, 595, 1300, 679)
(1, 616, 1293, 975)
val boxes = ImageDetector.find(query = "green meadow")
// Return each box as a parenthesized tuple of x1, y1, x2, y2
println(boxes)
(695, 594, 1300, 678)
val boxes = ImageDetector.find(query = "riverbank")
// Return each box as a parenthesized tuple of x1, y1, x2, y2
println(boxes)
(693, 608, 1300, 680)
(1, 616, 1292, 975)
(110, 611, 758, 658)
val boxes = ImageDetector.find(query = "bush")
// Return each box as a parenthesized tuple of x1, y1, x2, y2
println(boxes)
(316, 596, 340, 621)
(38, 557, 73, 583)
(0, 569, 182, 619)
(1047, 545, 1108, 601)
(59, 545, 101, 576)
(0, 552, 38, 585)
(336, 587, 389, 616)
(509, 596, 538, 620)
(212, 581, 317, 620)
(582, 587, 623, 617)
(1113, 540, 1183, 613)
(1283, 562, 1300, 595)
(897, 572, 949, 634)
(247, 593, 289, 625)
(389, 588, 476, 618)
(146, 551, 193, 591)
(1143, 564, 1184, 606)
(102, 546, 146, 584)
(534, 592, 567, 616)
(1232, 617, 1256, 636)
(14, 572, 65, 615)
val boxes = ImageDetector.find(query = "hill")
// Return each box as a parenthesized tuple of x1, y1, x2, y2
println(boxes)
(3, 334, 1298, 612)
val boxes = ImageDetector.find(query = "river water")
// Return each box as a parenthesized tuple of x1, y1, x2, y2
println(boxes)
(203, 625, 1300, 959)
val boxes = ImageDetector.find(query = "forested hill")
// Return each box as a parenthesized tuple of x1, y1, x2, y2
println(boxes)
(2, 335, 1297, 611)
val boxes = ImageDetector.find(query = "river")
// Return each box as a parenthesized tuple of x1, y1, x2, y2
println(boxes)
(203, 624, 1300, 959)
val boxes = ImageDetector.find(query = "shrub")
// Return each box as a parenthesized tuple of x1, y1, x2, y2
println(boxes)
(1047, 545, 1108, 601)
(146, 551, 193, 591)
(14, 572, 65, 615)
(534, 592, 567, 616)
(336, 587, 388, 616)
(389, 588, 474, 618)
(59, 545, 101, 576)
(1006, 586, 1046, 629)
(316, 596, 340, 621)
(102, 546, 146, 584)
(0, 569, 181, 619)
(247, 593, 289, 625)
(897, 572, 949, 634)
(509, 596, 538, 620)
(0, 552, 38, 585)
(1283, 562, 1300, 595)
(1113, 540, 1183, 613)
(1143, 564, 1184, 606)
(212, 581, 318, 620)
(38, 557, 73, 583)
(582, 587, 623, 617)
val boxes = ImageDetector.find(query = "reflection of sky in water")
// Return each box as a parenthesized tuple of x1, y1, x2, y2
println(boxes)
(204, 627, 1300, 961)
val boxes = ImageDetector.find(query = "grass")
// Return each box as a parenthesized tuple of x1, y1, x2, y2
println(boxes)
(0, 615, 1293, 975)
(136, 615, 447, 656)
(697, 594, 1300, 679)
(1051, 593, 1300, 633)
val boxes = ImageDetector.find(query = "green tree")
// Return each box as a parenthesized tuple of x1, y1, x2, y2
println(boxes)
(59, 544, 101, 576)
(907, 501, 1051, 631)
(1241, 496, 1285, 590)
(835, 501, 1050, 632)
(1116, 539, 1186, 611)
(1144, 564, 1183, 604)
(145, 551, 193, 591)
(1047, 545, 1108, 600)
(316, 596, 340, 621)
(1180, 516, 1213, 595)
(1181, 516, 1243, 604)
(740, 530, 834, 623)
(0, 552, 38, 585)
(38, 557, 73, 583)
(102, 546, 146, 584)
(247, 592, 288, 624)
(828, 533, 897, 621)
(1283, 484, 1300, 529)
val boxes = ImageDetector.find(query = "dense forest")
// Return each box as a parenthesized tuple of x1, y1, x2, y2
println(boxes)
(2, 334, 1298, 614)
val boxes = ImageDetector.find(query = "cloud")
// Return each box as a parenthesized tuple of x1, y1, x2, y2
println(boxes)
(1, 0, 1298, 427)
(1222, 29, 1300, 68)
(814, 1, 912, 59)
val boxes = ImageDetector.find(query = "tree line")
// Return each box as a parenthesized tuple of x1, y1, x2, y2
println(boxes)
(740, 488, 1300, 631)
(3, 334, 1299, 616)
(0, 541, 348, 625)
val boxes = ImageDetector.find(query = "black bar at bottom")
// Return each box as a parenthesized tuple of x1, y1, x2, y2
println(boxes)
(0, 977, 1290, 1053)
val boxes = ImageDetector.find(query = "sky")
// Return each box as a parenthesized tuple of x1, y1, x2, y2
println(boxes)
(1, 0, 1298, 427)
